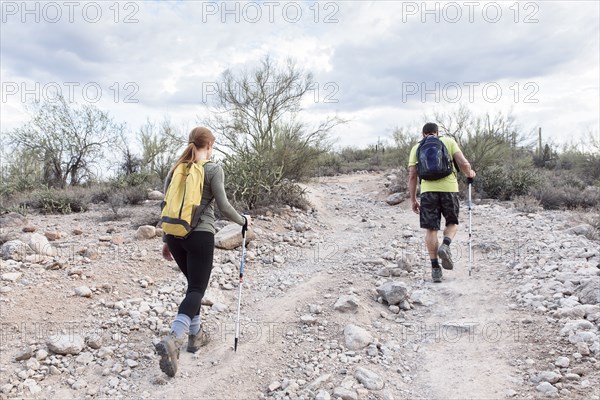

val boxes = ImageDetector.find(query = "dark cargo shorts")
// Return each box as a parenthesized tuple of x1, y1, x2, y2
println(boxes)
(419, 192, 460, 230)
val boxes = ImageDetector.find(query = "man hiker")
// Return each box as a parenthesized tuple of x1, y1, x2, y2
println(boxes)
(407, 122, 476, 282)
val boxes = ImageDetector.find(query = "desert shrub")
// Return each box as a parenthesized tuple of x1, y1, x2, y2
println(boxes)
(478, 165, 539, 200)
(122, 186, 147, 205)
(513, 195, 543, 213)
(222, 152, 310, 210)
(31, 187, 88, 214)
(531, 184, 600, 210)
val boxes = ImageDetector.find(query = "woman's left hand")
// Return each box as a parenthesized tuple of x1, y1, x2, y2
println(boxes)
(162, 243, 173, 261)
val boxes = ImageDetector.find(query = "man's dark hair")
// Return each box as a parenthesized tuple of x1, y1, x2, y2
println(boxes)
(422, 122, 438, 135)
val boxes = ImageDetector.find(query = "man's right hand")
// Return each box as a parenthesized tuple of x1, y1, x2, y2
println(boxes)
(411, 200, 420, 214)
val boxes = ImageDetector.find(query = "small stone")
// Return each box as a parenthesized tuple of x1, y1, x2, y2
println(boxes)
(35, 349, 48, 360)
(44, 231, 61, 241)
(576, 342, 590, 356)
(555, 356, 570, 368)
(536, 382, 558, 396)
(300, 314, 318, 325)
(22, 226, 36, 232)
(334, 295, 359, 313)
(268, 381, 281, 392)
(309, 304, 323, 314)
(2, 272, 22, 282)
(333, 387, 358, 400)
(126, 359, 138, 368)
(75, 286, 92, 297)
(72, 228, 83, 235)
(376, 281, 409, 305)
(15, 347, 33, 361)
(315, 390, 331, 400)
(354, 366, 384, 390)
(72, 379, 88, 390)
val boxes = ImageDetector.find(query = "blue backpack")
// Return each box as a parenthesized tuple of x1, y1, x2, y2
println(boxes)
(416, 136, 455, 181)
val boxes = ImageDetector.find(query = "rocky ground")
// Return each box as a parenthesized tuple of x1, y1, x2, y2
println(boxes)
(0, 171, 598, 400)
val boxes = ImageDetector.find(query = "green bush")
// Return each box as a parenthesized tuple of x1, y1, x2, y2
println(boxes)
(478, 165, 539, 200)
(32, 188, 88, 214)
(222, 153, 310, 210)
(531, 184, 600, 210)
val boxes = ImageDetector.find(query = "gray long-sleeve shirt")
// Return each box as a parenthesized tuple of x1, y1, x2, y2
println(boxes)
(162, 161, 245, 238)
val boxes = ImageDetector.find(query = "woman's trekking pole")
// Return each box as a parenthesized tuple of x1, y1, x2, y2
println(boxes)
(234, 218, 248, 352)
(467, 177, 473, 276)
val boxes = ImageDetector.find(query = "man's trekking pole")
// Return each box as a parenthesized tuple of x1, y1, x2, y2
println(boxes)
(467, 177, 473, 276)
(234, 218, 248, 352)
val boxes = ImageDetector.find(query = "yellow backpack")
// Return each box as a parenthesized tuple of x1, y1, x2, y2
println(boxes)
(160, 160, 212, 238)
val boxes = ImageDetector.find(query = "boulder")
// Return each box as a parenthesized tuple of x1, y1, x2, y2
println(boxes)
(334, 295, 359, 313)
(215, 223, 257, 250)
(27, 233, 56, 256)
(2, 240, 28, 260)
(135, 225, 156, 240)
(354, 367, 384, 390)
(386, 193, 404, 206)
(148, 190, 164, 201)
(376, 281, 409, 305)
(577, 279, 600, 305)
(47, 334, 85, 355)
(0, 212, 27, 228)
(343, 324, 373, 350)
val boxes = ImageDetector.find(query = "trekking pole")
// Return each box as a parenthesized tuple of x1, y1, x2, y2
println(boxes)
(234, 217, 248, 352)
(467, 177, 473, 276)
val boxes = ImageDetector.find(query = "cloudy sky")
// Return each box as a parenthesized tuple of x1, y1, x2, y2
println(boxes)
(1, 0, 599, 150)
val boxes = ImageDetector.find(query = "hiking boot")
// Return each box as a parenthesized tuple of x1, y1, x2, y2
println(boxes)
(437, 244, 454, 270)
(432, 266, 443, 283)
(187, 330, 210, 353)
(155, 333, 183, 377)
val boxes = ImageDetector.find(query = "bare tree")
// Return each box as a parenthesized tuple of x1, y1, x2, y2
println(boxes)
(202, 56, 345, 208)
(138, 118, 183, 182)
(432, 105, 535, 172)
(205, 56, 343, 159)
(8, 95, 120, 188)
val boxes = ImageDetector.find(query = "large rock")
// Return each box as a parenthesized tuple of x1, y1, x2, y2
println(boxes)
(135, 225, 156, 240)
(577, 279, 600, 305)
(148, 190, 164, 201)
(531, 371, 562, 384)
(0, 212, 27, 228)
(27, 233, 56, 256)
(334, 295, 359, 313)
(2, 240, 28, 260)
(343, 324, 373, 350)
(385, 193, 404, 206)
(566, 224, 593, 236)
(47, 334, 84, 355)
(215, 223, 256, 250)
(354, 367, 384, 390)
(376, 281, 409, 305)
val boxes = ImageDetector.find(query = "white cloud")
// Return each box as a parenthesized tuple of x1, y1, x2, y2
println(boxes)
(1, 0, 598, 149)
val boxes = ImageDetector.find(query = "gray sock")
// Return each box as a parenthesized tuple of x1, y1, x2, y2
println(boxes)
(189, 315, 201, 336)
(170, 314, 191, 339)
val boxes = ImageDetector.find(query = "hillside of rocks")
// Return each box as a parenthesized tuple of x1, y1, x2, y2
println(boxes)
(0, 171, 598, 400)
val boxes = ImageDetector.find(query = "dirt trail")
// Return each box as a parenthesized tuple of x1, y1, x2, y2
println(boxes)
(5, 171, 592, 400)
(153, 172, 527, 399)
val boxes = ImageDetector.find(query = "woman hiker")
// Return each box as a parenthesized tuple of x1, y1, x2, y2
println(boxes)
(156, 126, 250, 377)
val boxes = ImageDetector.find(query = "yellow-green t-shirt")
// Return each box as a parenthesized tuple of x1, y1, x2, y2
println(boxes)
(408, 136, 461, 193)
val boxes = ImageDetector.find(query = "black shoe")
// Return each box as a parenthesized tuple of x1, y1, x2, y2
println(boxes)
(432, 267, 443, 283)
(155, 333, 182, 377)
(437, 244, 454, 270)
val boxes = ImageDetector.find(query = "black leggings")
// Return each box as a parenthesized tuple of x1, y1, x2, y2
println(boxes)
(166, 231, 214, 319)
